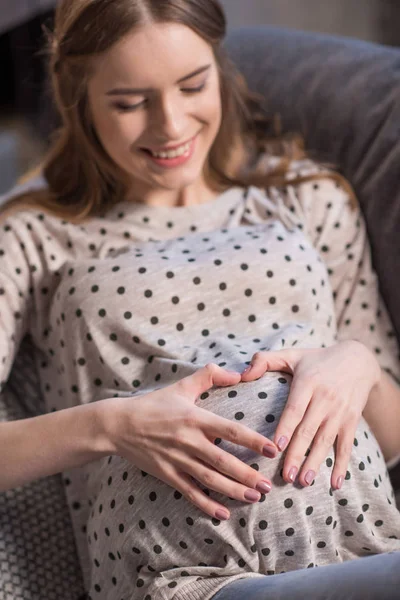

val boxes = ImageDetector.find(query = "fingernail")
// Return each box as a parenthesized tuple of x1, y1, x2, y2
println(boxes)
(263, 445, 277, 458)
(245, 489, 261, 502)
(215, 509, 230, 521)
(288, 466, 298, 482)
(277, 436, 288, 452)
(336, 475, 344, 490)
(256, 481, 272, 494)
(241, 365, 252, 375)
(305, 470, 315, 486)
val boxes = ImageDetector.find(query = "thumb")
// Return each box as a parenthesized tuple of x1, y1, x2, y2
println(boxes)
(241, 349, 297, 381)
(177, 363, 241, 402)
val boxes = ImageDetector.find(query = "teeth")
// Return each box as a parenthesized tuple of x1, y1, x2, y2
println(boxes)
(150, 141, 191, 159)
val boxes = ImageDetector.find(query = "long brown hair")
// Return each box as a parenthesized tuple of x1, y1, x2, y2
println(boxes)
(1, 0, 356, 224)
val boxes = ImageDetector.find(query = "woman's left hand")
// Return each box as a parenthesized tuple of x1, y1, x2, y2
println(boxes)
(240, 340, 381, 490)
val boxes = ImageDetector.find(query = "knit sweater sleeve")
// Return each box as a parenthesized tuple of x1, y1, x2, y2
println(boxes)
(276, 161, 400, 469)
(277, 160, 400, 383)
(0, 213, 37, 392)
(0, 208, 75, 393)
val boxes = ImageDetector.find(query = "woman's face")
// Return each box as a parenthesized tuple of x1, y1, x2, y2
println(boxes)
(87, 21, 222, 206)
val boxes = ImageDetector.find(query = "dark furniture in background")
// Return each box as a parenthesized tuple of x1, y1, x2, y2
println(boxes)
(0, 4, 56, 140)
(379, 0, 400, 46)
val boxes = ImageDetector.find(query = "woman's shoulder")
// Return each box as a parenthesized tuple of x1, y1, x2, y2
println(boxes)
(256, 153, 331, 177)
(0, 174, 49, 224)
(1, 172, 47, 201)
(283, 157, 336, 181)
(274, 156, 357, 213)
(255, 154, 346, 193)
(255, 154, 354, 207)
(286, 158, 357, 209)
(251, 154, 360, 243)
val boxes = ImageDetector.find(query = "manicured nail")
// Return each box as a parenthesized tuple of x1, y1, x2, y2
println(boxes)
(288, 466, 298, 482)
(256, 481, 272, 494)
(305, 470, 315, 486)
(263, 445, 277, 458)
(215, 509, 230, 521)
(277, 436, 288, 452)
(336, 475, 344, 490)
(241, 365, 252, 375)
(245, 489, 261, 502)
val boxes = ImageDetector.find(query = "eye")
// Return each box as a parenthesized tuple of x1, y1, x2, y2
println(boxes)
(114, 82, 206, 113)
(115, 100, 147, 113)
(181, 82, 206, 94)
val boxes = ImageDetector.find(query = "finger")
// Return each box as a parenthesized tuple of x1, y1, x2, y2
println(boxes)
(296, 420, 341, 487)
(190, 435, 273, 496)
(331, 424, 357, 491)
(273, 377, 313, 453)
(241, 350, 296, 382)
(177, 363, 241, 401)
(196, 406, 278, 458)
(281, 393, 326, 484)
(164, 464, 232, 521)
(178, 452, 269, 505)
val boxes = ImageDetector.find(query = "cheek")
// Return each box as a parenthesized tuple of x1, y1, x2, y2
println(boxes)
(110, 123, 133, 154)
(95, 113, 143, 161)
(202, 91, 222, 134)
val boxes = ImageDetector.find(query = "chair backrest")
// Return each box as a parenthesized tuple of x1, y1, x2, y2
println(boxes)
(225, 26, 400, 345)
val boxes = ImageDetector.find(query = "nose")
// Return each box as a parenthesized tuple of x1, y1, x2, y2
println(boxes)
(150, 93, 187, 142)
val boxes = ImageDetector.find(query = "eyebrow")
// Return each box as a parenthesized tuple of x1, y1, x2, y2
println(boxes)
(105, 64, 211, 96)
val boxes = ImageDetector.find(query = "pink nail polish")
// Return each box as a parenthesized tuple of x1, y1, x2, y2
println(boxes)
(215, 509, 229, 521)
(256, 480, 272, 494)
(288, 466, 298, 482)
(336, 475, 344, 490)
(277, 436, 288, 452)
(305, 470, 315, 486)
(241, 365, 252, 375)
(263, 445, 277, 458)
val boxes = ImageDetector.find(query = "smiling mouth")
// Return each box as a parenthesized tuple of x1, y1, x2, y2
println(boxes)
(140, 134, 197, 158)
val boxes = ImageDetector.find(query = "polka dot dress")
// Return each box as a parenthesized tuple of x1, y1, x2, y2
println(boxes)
(1, 159, 399, 600)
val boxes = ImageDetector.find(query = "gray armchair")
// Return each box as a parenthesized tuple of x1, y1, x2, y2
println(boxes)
(1, 26, 400, 599)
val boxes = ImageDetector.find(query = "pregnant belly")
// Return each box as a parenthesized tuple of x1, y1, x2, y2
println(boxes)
(83, 372, 400, 599)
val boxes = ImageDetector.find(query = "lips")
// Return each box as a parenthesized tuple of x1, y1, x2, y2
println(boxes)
(141, 134, 196, 153)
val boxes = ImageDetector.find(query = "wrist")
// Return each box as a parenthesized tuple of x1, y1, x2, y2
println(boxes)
(347, 339, 382, 389)
(363, 361, 383, 417)
(90, 399, 119, 457)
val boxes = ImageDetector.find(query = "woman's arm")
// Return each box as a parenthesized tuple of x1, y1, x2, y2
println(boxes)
(0, 401, 113, 493)
(278, 171, 400, 468)
(363, 369, 400, 465)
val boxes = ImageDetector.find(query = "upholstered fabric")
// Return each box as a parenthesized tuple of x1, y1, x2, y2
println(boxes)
(0, 337, 86, 600)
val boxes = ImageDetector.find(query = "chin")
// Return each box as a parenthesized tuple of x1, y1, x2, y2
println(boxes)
(155, 164, 203, 185)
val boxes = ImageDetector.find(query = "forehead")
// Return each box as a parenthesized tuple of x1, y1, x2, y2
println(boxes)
(90, 22, 215, 88)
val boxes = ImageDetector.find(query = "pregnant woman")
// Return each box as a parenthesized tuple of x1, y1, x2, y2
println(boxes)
(0, 1, 399, 599)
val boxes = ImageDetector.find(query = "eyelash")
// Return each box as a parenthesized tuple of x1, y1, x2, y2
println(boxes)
(115, 83, 207, 112)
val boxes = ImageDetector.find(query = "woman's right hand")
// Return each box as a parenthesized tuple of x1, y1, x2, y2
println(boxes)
(102, 363, 278, 521)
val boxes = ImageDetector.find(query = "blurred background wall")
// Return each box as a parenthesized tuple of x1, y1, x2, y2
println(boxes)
(1, 0, 400, 194)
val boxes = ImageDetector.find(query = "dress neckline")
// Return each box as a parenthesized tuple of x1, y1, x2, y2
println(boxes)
(108, 186, 247, 219)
